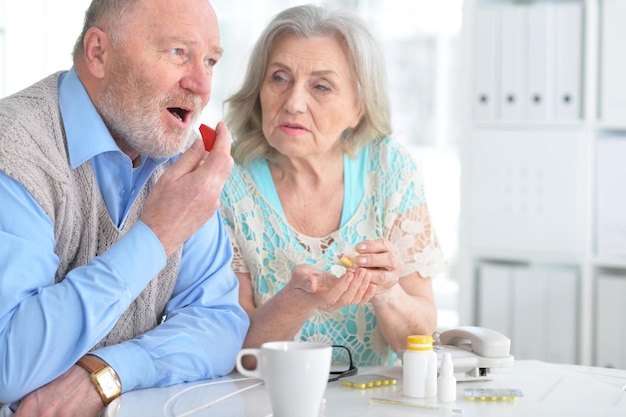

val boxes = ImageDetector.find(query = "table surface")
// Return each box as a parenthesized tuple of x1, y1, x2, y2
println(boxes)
(104, 360, 626, 417)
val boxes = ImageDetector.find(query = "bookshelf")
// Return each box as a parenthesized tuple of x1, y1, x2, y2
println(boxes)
(459, 0, 626, 368)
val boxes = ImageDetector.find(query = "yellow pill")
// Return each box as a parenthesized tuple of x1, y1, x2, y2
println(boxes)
(340, 256, 354, 267)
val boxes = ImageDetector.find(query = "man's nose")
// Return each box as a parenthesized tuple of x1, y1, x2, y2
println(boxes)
(180, 62, 212, 97)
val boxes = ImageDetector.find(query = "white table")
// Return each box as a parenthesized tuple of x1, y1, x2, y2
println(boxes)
(105, 360, 626, 417)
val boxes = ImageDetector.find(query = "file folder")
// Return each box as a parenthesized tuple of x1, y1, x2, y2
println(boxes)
(596, 134, 626, 256)
(596, 274, 626, 369)
(526, 3, 555, 121)
(554, 2, 582, 121)
(498, 4, 527, 121)
(478, 263, 512, 336)
(473, 6, 499, 120)
(600, 0, 626, 124)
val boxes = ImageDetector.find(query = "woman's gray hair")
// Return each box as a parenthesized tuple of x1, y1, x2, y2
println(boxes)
(72, 0, 139, 61)
(225, 4, 392, 166)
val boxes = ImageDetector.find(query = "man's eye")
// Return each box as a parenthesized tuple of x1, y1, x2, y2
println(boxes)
(170, 48, 184, 56)
(205, 58, 217, 67)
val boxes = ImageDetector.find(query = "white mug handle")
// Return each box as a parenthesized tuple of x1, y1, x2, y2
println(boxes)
(235, 348, 262, 378)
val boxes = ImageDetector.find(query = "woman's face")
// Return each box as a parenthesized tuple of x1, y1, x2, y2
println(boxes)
(259, 35, 364, 160)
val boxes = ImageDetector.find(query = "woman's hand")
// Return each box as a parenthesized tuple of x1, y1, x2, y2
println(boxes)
(290, 264, 376, 311)
(349, 238, 404, 305)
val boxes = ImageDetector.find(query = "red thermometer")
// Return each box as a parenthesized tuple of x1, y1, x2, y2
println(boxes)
(199, 123, 217, 152)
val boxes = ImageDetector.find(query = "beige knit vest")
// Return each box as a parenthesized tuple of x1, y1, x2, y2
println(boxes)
(0, 72, 182, 350)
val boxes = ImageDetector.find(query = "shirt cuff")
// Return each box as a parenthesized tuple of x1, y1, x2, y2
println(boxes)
(92, 340, 155, 393)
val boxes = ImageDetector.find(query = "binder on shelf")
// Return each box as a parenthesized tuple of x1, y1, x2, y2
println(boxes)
(596, 274, 626, 369)
(554, 1, 583, 121)
(600, 0, 626, 124)
(526, 3, 555, 121)
(498, 4, 527, 121)
(545, 268, 577, 364)
(477, 263, 512, 336)
(596, 134, 626, 257)
(473, 6, 499, 121)
(512, 267, 546, 360)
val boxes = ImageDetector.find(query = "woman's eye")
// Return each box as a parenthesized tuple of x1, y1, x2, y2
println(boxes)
(314, 84, 331, 92)
(272, 73, 287, 83)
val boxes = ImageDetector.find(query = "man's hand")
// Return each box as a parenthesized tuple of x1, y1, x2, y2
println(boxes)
(15, 366, 103, 417)
(141, 122, 234, 257)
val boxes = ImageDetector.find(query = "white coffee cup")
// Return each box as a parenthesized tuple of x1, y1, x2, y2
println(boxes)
(235, 341, 332, 417)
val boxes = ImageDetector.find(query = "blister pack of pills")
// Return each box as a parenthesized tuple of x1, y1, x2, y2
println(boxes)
(341, 375, 397, 389)
(464, 388, 524, 401)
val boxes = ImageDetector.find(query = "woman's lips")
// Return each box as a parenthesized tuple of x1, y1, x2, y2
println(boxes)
(279, 122, 308, 135)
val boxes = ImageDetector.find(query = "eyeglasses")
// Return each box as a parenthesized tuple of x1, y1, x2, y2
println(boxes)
(328, 345, 358, 382)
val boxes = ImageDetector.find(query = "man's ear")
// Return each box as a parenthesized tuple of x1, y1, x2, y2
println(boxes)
(82, 27, 110, 79)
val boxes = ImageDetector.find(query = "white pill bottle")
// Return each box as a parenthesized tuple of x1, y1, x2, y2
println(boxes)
(402, 335, 437, 398)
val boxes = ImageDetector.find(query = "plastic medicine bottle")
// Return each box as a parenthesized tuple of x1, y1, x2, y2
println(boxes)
(437, 352, 457, 402)
(403, 335, 437, 398)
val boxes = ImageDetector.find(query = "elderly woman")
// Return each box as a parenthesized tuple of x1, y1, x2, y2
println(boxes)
(220, 4, 445, 367)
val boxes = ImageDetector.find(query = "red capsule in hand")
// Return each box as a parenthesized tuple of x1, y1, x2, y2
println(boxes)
(199, 123, 217, 152)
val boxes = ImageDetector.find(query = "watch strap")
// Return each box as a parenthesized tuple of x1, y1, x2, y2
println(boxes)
(76, 355, 121, 405)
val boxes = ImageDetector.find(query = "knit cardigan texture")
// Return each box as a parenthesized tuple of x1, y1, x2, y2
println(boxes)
(0, 72, 182, 350)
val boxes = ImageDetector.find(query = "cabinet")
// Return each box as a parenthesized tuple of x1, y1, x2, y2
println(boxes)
(459, 0, 626, 367)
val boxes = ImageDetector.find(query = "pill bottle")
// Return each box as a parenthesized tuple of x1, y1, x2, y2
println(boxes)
(403, 335, 437, 398)
(437, 352, 457, 402)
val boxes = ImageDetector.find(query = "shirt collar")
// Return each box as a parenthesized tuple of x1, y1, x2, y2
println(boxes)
(58, 67, 169, 169)
(58, 68, 120, 169)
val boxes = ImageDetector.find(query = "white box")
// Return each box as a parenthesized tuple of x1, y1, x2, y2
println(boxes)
(469, 130, 585, 256)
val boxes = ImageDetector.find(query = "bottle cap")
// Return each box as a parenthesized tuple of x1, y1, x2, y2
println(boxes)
(407, 335, 434, 351)
(441, 352, 454, 376)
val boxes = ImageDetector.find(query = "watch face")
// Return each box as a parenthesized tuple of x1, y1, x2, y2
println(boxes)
(98, 371, 121, 397)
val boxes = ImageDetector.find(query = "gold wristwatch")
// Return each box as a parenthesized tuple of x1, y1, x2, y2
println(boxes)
(76, 355, 122, 406)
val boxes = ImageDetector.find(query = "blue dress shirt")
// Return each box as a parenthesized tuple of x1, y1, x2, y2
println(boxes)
(0, 69, 249, 403)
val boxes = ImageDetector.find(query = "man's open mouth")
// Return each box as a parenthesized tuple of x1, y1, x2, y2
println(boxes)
(168, 107, 190, 122)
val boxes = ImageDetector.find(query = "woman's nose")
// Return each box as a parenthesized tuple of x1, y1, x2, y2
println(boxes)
(283, 84, 308, 114)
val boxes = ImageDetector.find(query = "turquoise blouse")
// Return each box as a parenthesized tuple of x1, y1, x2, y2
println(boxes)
(220, 138, 446, 366)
